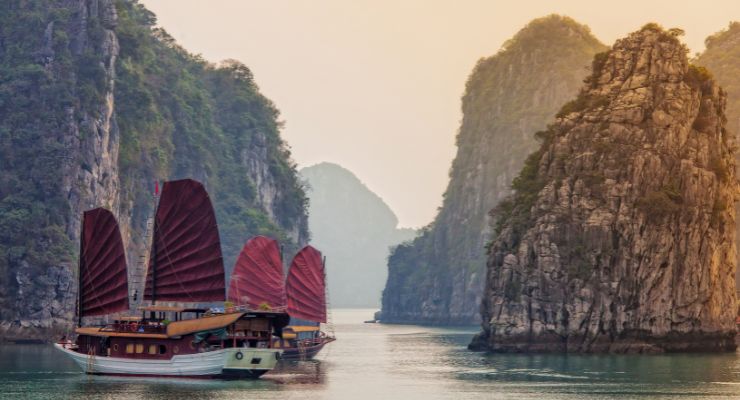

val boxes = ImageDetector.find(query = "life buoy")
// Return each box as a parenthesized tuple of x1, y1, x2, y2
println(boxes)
(235, 351, 244, 360)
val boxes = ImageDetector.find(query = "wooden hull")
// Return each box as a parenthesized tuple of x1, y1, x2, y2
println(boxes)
(54, 344, 280, 379)
(280, 338, 334, 360)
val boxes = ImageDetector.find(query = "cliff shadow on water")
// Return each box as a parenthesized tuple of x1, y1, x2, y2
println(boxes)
(473, 24, 738, 353)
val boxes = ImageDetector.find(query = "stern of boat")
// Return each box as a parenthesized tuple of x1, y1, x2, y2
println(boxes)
(220, 347, 283, 379)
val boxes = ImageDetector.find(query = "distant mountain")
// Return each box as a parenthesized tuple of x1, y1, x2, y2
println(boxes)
(695, 21, 740, 290)
(300, 163, 416, 308)
(381, 15, 606, 325)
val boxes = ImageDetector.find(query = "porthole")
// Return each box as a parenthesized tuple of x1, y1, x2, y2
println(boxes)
(173, 346, 179, 354)
(112, 344, 119, 352)
(189, 341, 196, 350)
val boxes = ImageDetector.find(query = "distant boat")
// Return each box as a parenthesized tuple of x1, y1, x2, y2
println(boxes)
(227, 240, 335, 360)
(55, 179, 289, 379)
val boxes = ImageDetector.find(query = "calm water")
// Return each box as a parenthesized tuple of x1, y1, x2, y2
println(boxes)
(0, 309, 738, 399)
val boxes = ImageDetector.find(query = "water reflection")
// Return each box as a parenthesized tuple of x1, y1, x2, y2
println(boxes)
(0, 310, 737, 400)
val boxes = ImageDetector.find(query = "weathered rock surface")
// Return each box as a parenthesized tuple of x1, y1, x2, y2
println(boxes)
(382, 15, 606, 325)
(0, 0, 308, 340)
(696, 22, 740, 293)
(472, 25, 738, 353)
(0, 0, 121, 340)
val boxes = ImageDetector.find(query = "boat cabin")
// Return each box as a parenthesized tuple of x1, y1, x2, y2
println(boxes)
(73, 309, 289, 360)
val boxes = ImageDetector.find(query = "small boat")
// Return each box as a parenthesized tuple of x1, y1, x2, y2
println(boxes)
(227, 239, 335, 360)
(56, 179, 289, 379)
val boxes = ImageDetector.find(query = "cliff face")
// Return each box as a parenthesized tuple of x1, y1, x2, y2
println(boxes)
(473, 25, 738, 353)
(300, 163, 416, 308)
(0, 0, 308, 340)
(696, 22, 740, 291)
(0, 0, 121, 339)
(382, 15, 606, 325)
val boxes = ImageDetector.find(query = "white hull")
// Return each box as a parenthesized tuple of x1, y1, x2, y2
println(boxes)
(54, 344, 281, 378)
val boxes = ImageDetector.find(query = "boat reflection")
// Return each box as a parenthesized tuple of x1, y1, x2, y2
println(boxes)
(266, 359, 327, 385)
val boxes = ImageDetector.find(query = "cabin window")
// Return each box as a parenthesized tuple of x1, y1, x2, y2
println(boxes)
(125, 344, 134, 354)
(135, 344, 144, 354)
(159, 345, 167, 355)
(173, 346, 179, 354)
(251, 357, 262, 365)
(113, 344, 119, 352)
(148, 345, 157, 355)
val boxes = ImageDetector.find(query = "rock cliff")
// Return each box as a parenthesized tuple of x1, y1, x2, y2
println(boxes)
(696, 22, 740, 292)
(472, 24, 738, 353)
(300, 163, 416, 308)
(382, 15, 606, 325)
(0, 0, 308, 340)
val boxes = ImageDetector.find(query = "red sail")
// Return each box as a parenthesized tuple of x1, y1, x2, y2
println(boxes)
(144, 179, 225, 302)
(286, 246, 326, 323)
(227, 236, 286, 309)
(79, 208, 129, 317)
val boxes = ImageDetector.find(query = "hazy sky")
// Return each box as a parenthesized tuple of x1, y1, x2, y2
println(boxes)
(141, 0, 740, 228)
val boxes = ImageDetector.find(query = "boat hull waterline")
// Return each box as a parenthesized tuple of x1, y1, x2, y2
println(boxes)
(280, 338, 335, 360)
(55, 344, 281, 379)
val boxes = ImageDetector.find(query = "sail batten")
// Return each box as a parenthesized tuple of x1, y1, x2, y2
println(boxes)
(228, 236, 286, 309)
(286, 246, 326, 323)
(144, 179, 225, 303)
(79, 208, 129, 318)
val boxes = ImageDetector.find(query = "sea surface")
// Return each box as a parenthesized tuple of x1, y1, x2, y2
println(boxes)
(0, 309, 738, 399)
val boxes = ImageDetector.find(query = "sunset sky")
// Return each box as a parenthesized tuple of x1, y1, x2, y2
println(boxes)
(141, 0, 740, 228)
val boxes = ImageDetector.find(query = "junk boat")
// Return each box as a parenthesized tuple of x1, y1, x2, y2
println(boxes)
(227, 237, 335, 360)
(55, 179, 288, 378)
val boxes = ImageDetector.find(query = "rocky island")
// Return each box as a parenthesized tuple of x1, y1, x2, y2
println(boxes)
(471, 24, 738, 353)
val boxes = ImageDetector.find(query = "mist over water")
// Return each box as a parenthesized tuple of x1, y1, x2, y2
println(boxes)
(0, 310, 737, 399)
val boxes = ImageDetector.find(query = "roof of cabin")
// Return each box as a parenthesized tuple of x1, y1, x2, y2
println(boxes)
(166, 312, 245, 337)
(138, 305, 207, 313)
(76, 312, 247, 339)
(286, 325, 320, 332)
(75, 327, 168, 339)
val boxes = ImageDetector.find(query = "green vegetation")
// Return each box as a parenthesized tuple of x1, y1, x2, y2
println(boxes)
(556, 93, 610, 118)
(0, 1, 89, 307)
(686, 65, 714, 94)
(114, 1, 307, 269)
(709, 156, 730, 182)
(637, 185, 683, 221)
(583, 51, 610, 88)
(492, 148, 546, 242)
(0, 0, 308, 322)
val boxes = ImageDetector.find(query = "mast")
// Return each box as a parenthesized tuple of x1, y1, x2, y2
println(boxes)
(151, 215, 157, 305)
(77, 215, 83, 328)
(150, 181, 160, 318)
